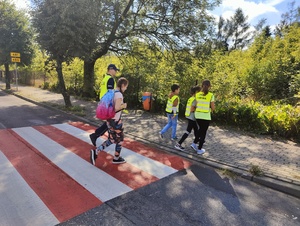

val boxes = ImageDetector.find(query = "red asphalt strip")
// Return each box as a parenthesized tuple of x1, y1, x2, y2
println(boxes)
(0, 129, 102, 223)
(69, 121, 192, 170)
(34, 125, 159, 190)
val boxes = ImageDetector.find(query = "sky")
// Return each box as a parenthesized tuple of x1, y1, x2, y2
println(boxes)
(13, 0, 296, 28)
(211, 0, 296, 29)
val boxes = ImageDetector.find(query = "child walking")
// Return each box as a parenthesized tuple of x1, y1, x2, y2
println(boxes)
(90, 77, 128, 165)
(174, 85, 201, 151)
(159, 84, 180, 140)
(194, 80, 215, 155)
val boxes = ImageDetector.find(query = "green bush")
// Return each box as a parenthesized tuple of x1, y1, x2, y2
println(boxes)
(214, 99, 300, 141)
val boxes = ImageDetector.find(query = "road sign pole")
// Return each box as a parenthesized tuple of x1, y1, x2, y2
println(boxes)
(15, 63, 18, 91)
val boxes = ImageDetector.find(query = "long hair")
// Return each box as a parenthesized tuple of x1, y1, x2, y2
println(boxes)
(201, 80, 211, 95)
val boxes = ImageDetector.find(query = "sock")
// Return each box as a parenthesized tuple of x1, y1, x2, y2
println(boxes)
(114, 155, 120, 160)
(96, 145, 104, 153)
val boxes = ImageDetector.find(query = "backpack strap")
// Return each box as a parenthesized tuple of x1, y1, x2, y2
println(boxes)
(113, 90, 123, 114)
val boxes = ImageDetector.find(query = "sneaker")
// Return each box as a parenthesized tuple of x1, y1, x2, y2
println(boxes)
(197, 149, 206, 155)
(171, 136, 178, 141)
(112, 156, 126, 164)
(159, 132, 164, 139)
(190, 143, 197, 152)
(89, 133, 97, 146)
(96, 144, 104, 152)
(90, 149, 97, 165)
(174, 143, 185, 151)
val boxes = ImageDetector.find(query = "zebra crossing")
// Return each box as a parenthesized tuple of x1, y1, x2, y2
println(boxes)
(0, 121, 191, 226)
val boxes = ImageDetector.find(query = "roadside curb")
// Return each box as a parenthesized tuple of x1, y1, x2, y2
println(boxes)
(5, 88, 300, 199)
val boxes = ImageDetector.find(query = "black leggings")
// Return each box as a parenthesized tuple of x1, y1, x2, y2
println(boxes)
(195, 119, 210, 149)
(178, 119, 198, 145)
(101, 120, 124, 154)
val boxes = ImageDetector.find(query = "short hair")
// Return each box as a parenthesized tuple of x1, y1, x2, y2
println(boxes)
(171, 84, 180, 92)
(191, 85, 201, 95)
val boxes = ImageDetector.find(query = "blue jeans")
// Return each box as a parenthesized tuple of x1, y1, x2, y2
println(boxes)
(160, 113, 178, 139)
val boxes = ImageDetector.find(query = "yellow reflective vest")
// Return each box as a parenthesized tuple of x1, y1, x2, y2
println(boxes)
(99, 75, 116, 99)
(185, 96, 195, 117)
(165, 95, 180, 113)
(195, 92, 213, 113)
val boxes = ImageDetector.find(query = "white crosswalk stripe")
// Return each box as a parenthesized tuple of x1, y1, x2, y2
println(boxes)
(53, 123, 178, 178)
(0, 151, 59, 226)
(0, 123, 189, 226)
(13, 126, 132, 202)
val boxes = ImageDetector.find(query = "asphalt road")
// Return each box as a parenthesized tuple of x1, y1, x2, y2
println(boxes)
(0, 90, 299, 226)
(0, 90, 76, 128)
(59, 162, 300, 226)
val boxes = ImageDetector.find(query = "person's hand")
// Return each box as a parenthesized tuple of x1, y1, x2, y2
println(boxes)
(122, 103, 127, 109)
(122, 109, 129, 114)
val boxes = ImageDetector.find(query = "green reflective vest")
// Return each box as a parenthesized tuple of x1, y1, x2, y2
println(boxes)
(185, 96, 195, 117)
(165, 95, 180, 113)
(195, 92, 213, 113)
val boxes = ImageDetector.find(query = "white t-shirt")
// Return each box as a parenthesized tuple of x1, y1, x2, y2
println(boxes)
(113, 91, 123, 120)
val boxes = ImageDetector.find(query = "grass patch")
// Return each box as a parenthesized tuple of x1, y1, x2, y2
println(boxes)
(221, 169, 238, 180)
(46, 103, 86, 117)
(249, 164, 264, 176)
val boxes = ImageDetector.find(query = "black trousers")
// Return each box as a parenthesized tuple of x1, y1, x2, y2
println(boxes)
(178, 119, 198, 145)
(95, 122, 108, 137)
(195, 119, 210, 149)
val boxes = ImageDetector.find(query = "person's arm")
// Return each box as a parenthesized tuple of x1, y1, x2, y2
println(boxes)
(107, 77, 115, 89)
(210, 102, 215, 112)
(114, 98, 127, 112)
(210, 95, 215, 112)
(191, 99, 196, 112)
(172, 98, 178, 107)
(172, 97, 178, 117)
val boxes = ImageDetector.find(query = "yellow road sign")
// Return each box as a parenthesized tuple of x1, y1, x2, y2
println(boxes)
(10, 52, 21, 57)
(11, 57, 21, 63)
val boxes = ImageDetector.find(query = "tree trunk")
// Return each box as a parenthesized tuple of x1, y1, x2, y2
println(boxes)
(4, 63, 11, 90)
(56, 58, 72, 107)
(83, 59, 96, 99)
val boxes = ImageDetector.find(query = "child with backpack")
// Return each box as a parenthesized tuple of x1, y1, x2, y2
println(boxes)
(174, 85, 201, 151)
(90, 77, 129, 165)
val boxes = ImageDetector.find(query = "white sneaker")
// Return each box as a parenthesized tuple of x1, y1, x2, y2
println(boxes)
(197, 149, 206, 155)
(174, 143, 185, 151)
(190, 143, 197, 152)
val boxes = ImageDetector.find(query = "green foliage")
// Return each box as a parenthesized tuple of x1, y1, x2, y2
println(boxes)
(249, 164, 264, 176)
(214, 99, 300, 141)
(31, 0, 100, 61)
(12, 0, 299, 142)
(0, 0, 34, 89)
(247, 24, 300, 103)
(0, 0, 34, 66)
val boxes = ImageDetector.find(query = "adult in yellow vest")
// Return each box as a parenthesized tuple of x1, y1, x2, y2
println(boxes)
(90, 64, 119, 146)
(174, 85, 201, 151)
(159, 84, 180, 140)
(194, 80, 215, 155)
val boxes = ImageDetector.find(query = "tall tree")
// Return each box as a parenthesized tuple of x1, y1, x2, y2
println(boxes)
(81, 0, 221, 97)
(230, 8, 251, 50)
(31, 0, 100, 106)
(274, 0, 300, 37)
(0, 0, 33, 89)
(215, 8, 251, 51)
(215, 15, 231, 51)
